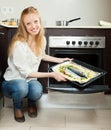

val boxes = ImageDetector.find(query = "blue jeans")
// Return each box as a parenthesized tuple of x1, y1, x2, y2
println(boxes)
(1, 79, 43, 109)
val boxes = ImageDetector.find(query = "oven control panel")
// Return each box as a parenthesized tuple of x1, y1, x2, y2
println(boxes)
(49, 36, 105, 48)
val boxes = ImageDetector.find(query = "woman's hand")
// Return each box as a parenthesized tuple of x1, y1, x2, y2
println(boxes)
(58, 57, 73, 63)
(51, 72, 67, 82)
(42, 54, 73, 63)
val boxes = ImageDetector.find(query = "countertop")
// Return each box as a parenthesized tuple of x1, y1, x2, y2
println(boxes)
(0, 23, 111, 29)
(45, 26, 111, 29)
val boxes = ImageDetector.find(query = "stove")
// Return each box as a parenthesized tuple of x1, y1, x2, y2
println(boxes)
(48, 36, 109, 93)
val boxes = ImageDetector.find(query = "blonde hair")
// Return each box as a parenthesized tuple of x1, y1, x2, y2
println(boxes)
(8, 6, 45, 56)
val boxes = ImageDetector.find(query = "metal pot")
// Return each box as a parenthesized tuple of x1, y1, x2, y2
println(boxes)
(56, 17, 81, 26)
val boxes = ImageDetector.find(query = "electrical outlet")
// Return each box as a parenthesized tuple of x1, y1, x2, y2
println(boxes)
(0, 7, 14, 14)
(0, 6, 8, 15)
(8, 7, 14, 14)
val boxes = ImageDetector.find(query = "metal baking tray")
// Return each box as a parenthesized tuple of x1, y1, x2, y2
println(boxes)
(49, 59, 107, 87)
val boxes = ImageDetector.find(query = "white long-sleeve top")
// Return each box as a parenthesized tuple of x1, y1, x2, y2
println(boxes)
(3, 40, 46, 82)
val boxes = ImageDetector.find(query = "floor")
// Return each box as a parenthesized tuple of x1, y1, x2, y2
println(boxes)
(0, 92, 111, 130)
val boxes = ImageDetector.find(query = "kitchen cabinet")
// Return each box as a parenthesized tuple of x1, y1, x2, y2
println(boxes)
(0, 27, 17, 82)
(0, 26, 111, 94)
(0, 27, 8, 99)
(0, 27, 8, 80)
(105, 29, 111, 92)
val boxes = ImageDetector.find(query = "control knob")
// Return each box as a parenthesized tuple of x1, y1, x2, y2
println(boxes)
(72, 41, 76, 45)
(66, 41, 70, 45)
(84, 41, 88, 45)
(78, 41, 82, 45)
(95, 41, 99, 46)
(89, 41, 94, 46)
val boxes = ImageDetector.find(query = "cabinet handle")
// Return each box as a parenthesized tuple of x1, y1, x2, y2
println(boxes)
(0, 32, 5, 35)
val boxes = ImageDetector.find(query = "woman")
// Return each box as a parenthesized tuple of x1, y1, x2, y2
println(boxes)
(1, 6, 71, 123)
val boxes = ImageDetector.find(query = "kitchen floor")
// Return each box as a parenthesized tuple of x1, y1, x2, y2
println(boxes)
(0, 92, 111, 130)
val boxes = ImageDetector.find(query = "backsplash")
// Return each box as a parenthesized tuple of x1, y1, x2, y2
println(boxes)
(0, 0, 111, 26)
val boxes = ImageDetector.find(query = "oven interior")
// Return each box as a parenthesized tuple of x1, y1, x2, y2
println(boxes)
(49, 48, 105, 86)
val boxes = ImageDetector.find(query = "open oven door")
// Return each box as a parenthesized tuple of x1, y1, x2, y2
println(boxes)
(48, 59, 110, 94)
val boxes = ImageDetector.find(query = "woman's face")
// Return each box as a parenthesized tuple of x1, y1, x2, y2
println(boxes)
(23, 13, 41, 36)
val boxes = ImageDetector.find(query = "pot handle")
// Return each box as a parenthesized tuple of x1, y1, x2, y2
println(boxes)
(68, 17, 81, 23)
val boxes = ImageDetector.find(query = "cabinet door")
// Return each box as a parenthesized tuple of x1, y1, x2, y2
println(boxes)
(105, 30, 111, 93)
(0, 27, 8, 99)
(0, 28, 8, 81)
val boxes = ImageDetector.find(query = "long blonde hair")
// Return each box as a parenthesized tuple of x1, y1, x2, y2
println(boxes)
(8, 6, 45, 56)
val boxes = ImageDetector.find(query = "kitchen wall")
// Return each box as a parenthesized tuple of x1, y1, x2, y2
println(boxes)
(0, 0, 111, 26)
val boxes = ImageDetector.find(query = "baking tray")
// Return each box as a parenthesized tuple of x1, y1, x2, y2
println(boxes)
(49, 59, 107, 87)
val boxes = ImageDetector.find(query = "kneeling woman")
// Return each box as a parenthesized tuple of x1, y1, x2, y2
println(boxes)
(1, 6, 71, 123)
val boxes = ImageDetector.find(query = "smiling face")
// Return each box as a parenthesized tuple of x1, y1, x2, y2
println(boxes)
(23, 13, 41, 36)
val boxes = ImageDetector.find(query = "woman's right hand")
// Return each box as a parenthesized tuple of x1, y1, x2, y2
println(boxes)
(51, 72, 67, 82)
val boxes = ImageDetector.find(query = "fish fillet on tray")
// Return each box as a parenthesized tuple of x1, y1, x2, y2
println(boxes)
(51, 59, 106, 86)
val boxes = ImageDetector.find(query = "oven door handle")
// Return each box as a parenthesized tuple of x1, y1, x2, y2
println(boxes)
(51, 49, 103, 55)
(53, 49, 74, 54)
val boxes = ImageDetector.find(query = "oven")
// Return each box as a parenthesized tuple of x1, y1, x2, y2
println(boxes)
(48, 36, 109, 93)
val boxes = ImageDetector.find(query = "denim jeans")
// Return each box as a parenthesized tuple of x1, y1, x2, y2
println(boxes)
(1, 79, 43, 109)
